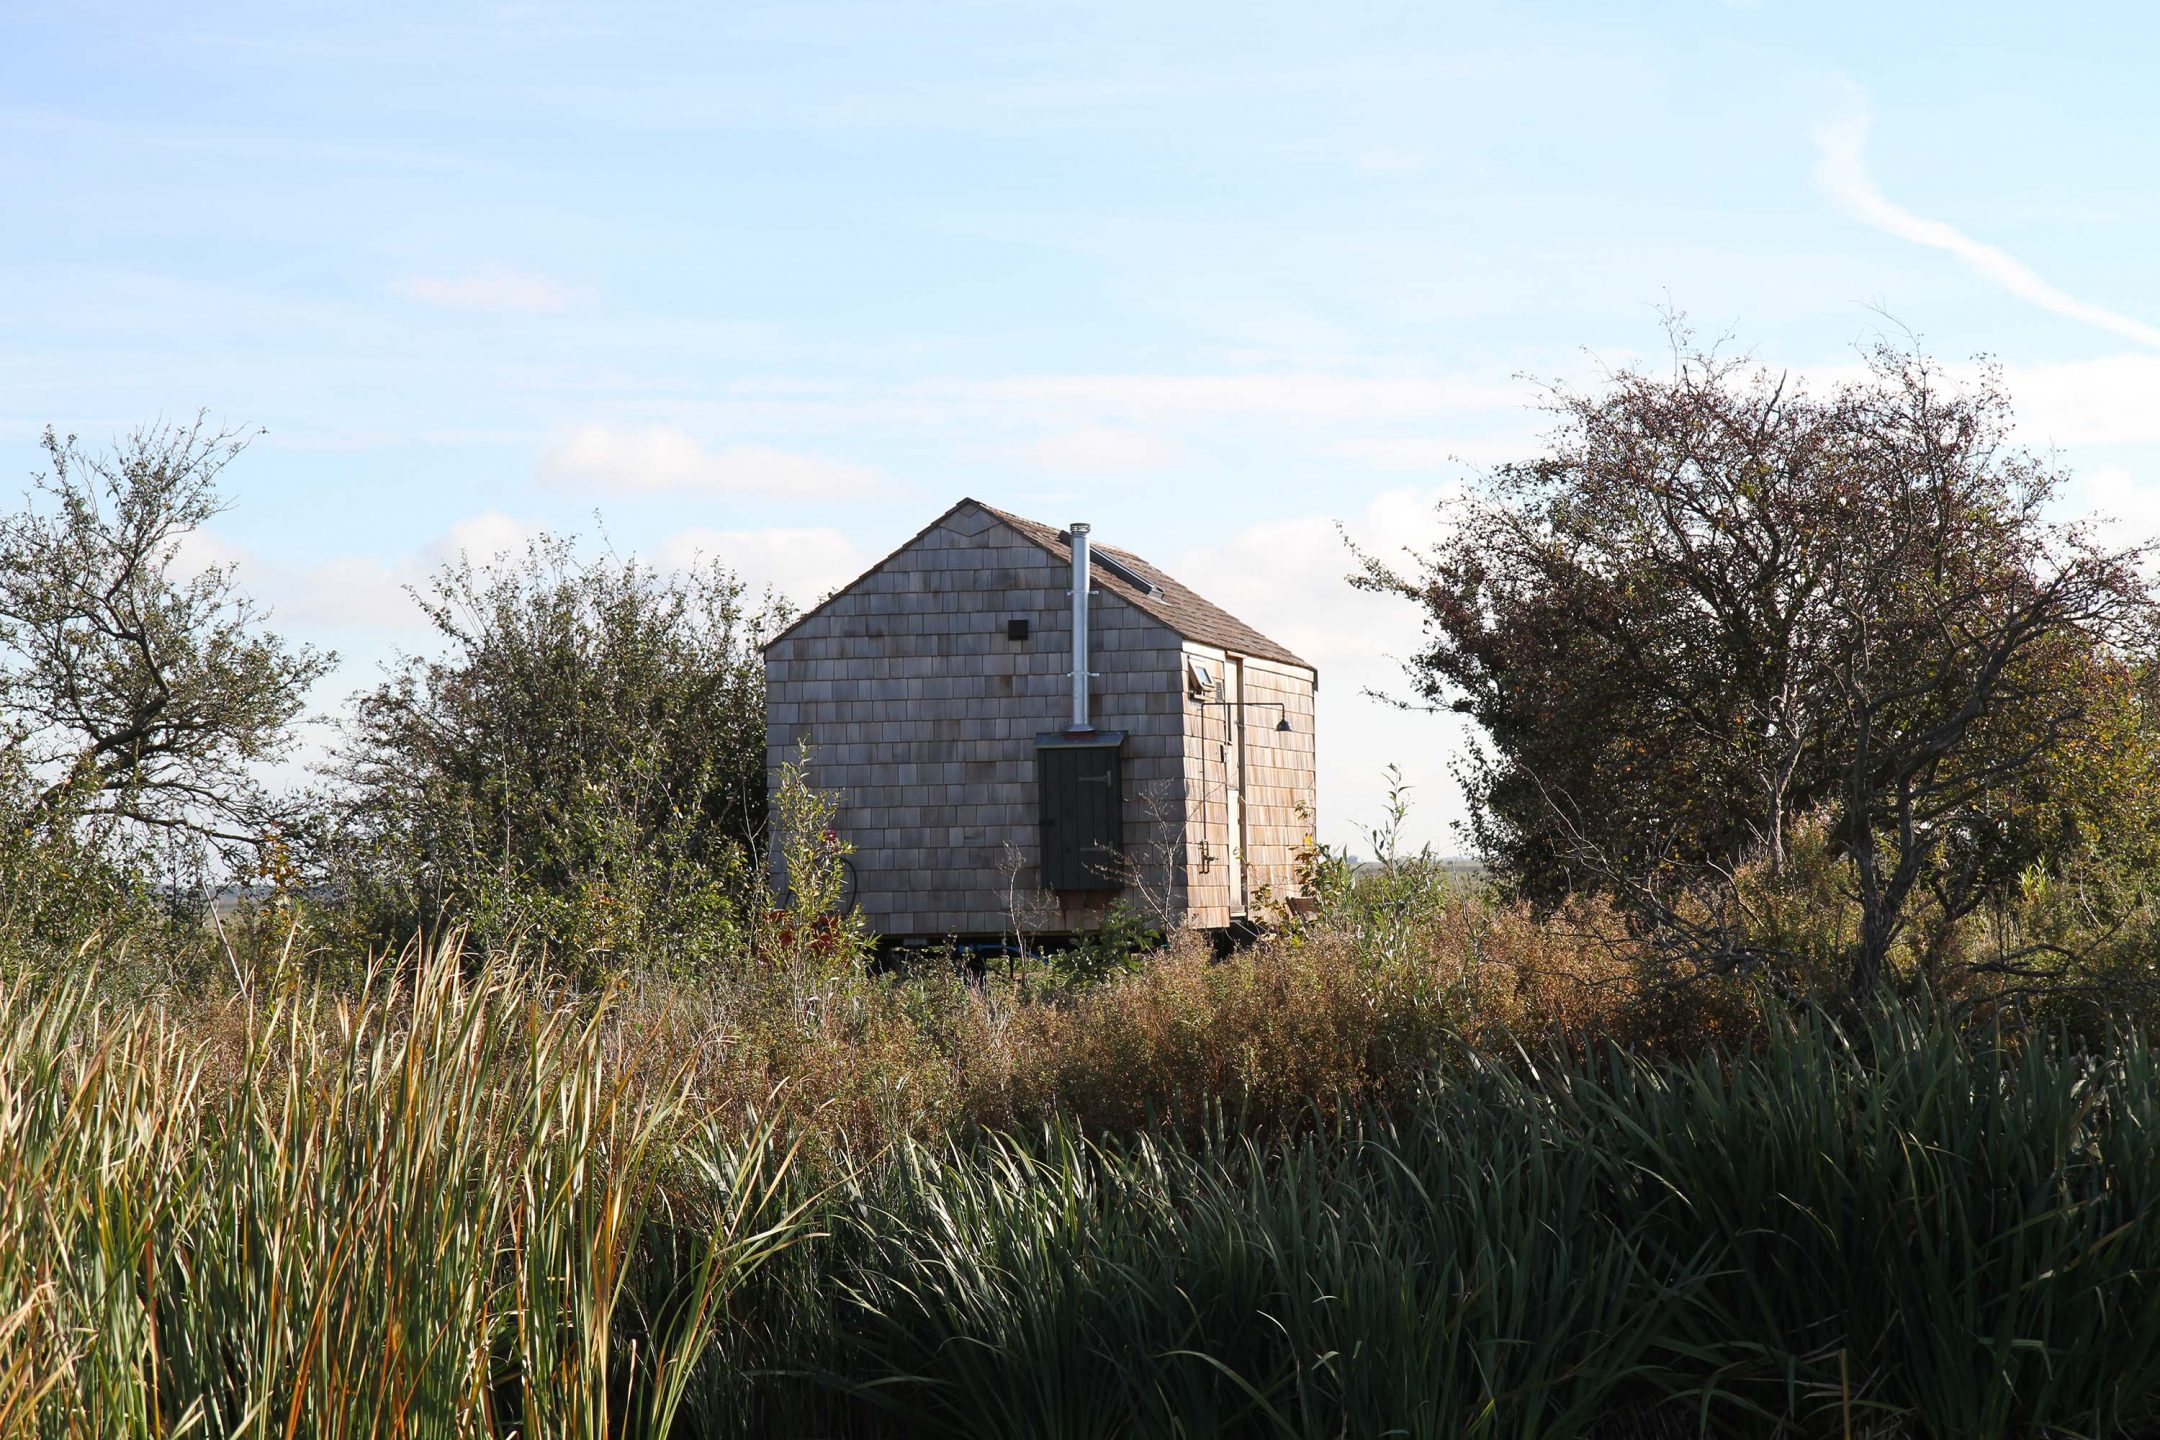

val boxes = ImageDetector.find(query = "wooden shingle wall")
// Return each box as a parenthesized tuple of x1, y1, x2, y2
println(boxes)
(764, 504, 1187, 938)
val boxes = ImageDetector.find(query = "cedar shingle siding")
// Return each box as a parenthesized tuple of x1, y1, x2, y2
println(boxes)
(763, 499, 1317, 938)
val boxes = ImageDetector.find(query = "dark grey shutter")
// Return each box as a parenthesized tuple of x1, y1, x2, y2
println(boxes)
(1036, 734, 1125, 891)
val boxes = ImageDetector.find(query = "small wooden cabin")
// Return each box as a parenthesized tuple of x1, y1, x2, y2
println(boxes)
(762, 499, 1317, 942)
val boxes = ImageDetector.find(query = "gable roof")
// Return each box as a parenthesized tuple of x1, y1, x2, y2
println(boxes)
(971, 502, 1310, 670)
(763, 498, 1312, 672)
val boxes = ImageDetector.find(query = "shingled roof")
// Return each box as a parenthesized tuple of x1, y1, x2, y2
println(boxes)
(971, 502, 1311, 671)
(764, 498, 1312, 671)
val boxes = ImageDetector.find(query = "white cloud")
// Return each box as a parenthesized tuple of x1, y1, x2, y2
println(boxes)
(173, 526, 248, 579)
(2003, 354, 2160, 446)
(540, 369, 1550, 450)
(1015, 425, 1178, 474)
(1172, 489, 1448, 674)
(175, 510, 554, 643)
(175, 532, 412, 634)
(1334, 435, 1532, 471)
(922, 372, 1530, 421)
(279, 557, 427, 629)
(425, 509, 538, 568)
(1815, 110, 2160, 351)
(175, 513, 871, 795)
(2072, 464, 2160, 553)
(330, 515, 865, 631)
(540, 425, 882, 498)
(1352, 147, 1428, 175)
(390, 267, 585, 314)
(1655, 349, 2160, 453)
(397, 512, 865, 615)
(178, 511, 869, 648)
(654, 525, 866, 609)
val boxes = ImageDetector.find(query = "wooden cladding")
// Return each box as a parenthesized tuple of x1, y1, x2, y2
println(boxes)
(763, 502, 1315, 937)
(1037, 732, 1125, 891)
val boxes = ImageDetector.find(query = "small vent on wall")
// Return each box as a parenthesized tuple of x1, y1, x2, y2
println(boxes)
(1007, 618, 1030, 641)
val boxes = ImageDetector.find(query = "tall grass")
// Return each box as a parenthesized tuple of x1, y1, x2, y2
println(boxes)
(726, 1011, 2160, 1438)
(4, 938, 2158, 1436)
(0, 946, 807, 1437)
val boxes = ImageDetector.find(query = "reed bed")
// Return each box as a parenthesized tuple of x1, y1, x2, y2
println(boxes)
(3, 940, 2158, 1437)
(0, 948, 807, 1438)
(728, 1010, 2160, 1439)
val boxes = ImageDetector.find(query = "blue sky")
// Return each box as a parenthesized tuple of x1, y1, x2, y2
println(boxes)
(7, 1, 2160, 849)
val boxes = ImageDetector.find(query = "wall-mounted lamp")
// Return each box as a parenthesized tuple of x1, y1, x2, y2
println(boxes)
(1191, 695, 1296, 732)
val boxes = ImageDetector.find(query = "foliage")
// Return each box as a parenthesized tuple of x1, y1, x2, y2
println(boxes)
(329, 534, 786, 978)
(1041, 897, 1160, 989)
(10, 938, 2160, 1438)
(1295, 763, 1479, 972)
(0, 941, 810, 1437)
(757, 743, 870, 982)
(0, 755, 197, 991)
(735, 1010, 2160, 1440)
(1357, 330, 2160, 999)
(994, 928, 1465, 1135)
(0, 420, 329, 864)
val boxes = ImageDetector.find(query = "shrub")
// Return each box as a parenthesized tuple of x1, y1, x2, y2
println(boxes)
(0, 756, 213, 995)
(327, 535, 784, 980)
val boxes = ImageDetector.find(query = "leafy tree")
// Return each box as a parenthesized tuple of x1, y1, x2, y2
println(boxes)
(0, 420, 330, 864)
(1356, 333, 2158, 999)
(0, 746, 162, 982)
(330, 535, 787, 976)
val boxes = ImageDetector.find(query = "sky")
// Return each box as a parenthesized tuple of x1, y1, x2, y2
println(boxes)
(6, 1, 2160, 853)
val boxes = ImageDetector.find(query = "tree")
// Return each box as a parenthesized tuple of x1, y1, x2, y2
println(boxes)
(1355, 333, 2158, 1000)
(330, 535, 786, 974)
(0, 419, 330, 863)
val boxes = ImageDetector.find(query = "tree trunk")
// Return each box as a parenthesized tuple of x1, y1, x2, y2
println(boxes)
(1849, 911, 1890, 1004)
(1845, 819, 1892, 1005)
(1765, 783, 1787, 874)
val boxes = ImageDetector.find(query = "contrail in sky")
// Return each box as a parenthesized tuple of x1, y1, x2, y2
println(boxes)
(1815, 110, 2160, 352)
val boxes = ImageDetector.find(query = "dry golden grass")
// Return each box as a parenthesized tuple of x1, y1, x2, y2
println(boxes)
(537, 888, 1725, 1151)
(138, 851, 2131, 1170)
(16, 865, 2160, 1434)
(584, 887, 1696, 1148)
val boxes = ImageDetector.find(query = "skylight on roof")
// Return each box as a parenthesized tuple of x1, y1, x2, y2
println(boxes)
(1057, 531, 1160, 595)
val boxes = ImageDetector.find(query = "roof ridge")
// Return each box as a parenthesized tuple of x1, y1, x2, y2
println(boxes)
(971, 501, 1311, 672)
(759, 497, 979, 651)
(766, 498, 1313, 672)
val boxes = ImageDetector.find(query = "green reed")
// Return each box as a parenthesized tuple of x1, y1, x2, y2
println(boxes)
(0, 945, 807, 1438)
(3, 946, 2156, 1439)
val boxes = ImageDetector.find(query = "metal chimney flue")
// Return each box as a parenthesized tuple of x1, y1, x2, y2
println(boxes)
(1069, 522, 1092, 731)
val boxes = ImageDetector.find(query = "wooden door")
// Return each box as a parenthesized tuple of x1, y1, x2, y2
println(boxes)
(1225, 657, 1248, 916)
(1037, 737, 1125, 891)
